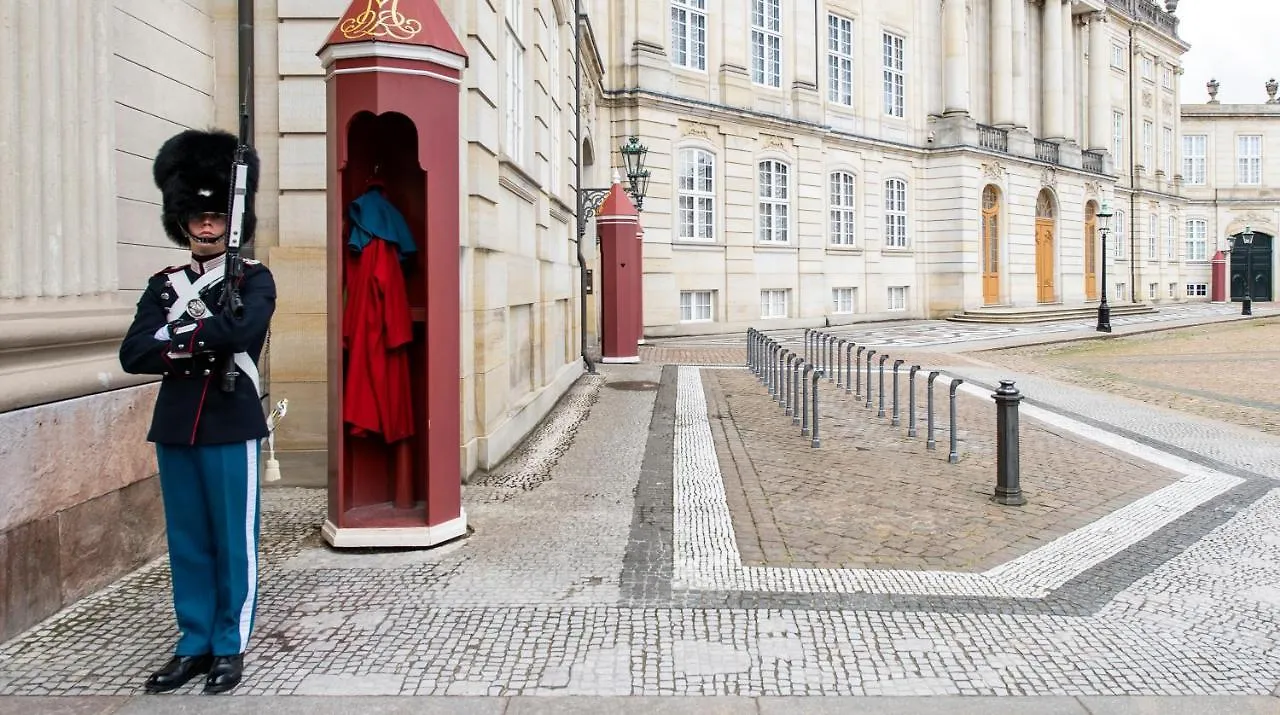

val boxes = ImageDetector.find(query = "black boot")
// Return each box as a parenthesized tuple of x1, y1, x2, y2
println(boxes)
(204, 654, 244, 694)
(144, 655, 212, 693)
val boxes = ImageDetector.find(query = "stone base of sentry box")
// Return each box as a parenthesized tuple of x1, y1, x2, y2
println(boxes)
(321, 511, 467, 549)
(601, 356, 640, 364)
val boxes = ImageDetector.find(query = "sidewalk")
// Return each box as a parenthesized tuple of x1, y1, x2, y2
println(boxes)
(2, 311, 1278, 713)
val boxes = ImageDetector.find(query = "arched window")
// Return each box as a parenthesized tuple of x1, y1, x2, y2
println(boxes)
(829, 171, 856, 245)
(677, 148, 716, 242)
(884, 178, 907, 247)
(1036, 190, 1055, 219)
(758, 160, 790, 243)
(982, 186, 1000, 275)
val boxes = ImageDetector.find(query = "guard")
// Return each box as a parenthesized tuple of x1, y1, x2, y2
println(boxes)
(119, 128, 275, 695)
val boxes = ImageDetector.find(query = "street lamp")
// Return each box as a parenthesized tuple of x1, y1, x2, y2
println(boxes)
(578, 136, 651, 229)
(1096, 201, 1113, 332)
(1233, 225, 1255, 316)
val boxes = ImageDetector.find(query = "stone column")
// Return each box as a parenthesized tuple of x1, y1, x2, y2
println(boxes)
(1041, 0, 1064, 140)
(991, 0, 1014, 127)
(943, 0, 970, 115)
(1088, 12, 1111, 152)
(1062, 3, 1076, 142)
(0, 0, 115, 300)
(1012, 0, 1030, 129)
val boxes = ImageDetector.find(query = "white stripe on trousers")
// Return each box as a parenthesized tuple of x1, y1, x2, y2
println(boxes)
(236, 439, 259, 651)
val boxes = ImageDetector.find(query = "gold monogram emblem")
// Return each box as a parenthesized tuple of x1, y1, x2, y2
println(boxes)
(340, 0, 423, 41)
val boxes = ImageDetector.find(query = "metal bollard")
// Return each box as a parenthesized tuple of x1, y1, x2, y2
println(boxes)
(877, 353, 889, 418)
(926, 371, 941, 449)
(801, 363, 814, 436)
(746, 329, 753, 371)
(991, 380, 1026, 505)
(855, 346, 866, 398)
(785, 354, 800, 416)
(769, 342, 780, 395)
(822, 334, 832, 374)
(810, 369, 824, 448)
(864, 350, 876, 408)
(792, 359, 803, 426)
(948, 378, 964, 464)
(844, 342, 856, 393)
(907, 365, 921, 437)
(834, 339, 847, 386)
(803, 328, 811, 362)
(777, 349, 792, 406)
(891, 359, 905, 426)
(826, 336, 835, 381)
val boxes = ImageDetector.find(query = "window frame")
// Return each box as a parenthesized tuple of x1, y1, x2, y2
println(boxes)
(882, 31, 905, 118)
(679, 289, 714, 322)
(832, 287, 856, 314)
(827, 13, 854, 107)
(883, 177, 908, 248)
(1183, 134, 1207, 185)
(750, 0, 783, 87)
(670, 0, 708, 71)
(887, 285, 908, 311)
(675, 147, 717, 243)
(503, 0, 526, 164)
(828, 170, 857, 246)
(1237, 134, 1262, 185)
(1185, 218, 1208, 261)
(760, 289, 789, 319)
(1112, 110, 1125, 159)
(757, 159, 791, 244)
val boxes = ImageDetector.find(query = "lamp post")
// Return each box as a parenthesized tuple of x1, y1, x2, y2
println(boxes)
(579, 137, 650, 224)
(1234, 225, 1255, 316)
(1096, 201, 1113, 333)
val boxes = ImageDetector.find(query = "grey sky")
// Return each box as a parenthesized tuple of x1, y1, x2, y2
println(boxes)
(1177, 1, 1279, 104)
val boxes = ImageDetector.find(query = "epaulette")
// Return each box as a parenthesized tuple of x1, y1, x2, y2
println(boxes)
(155, 265, 186, 277)
(243, 258, 261, 266)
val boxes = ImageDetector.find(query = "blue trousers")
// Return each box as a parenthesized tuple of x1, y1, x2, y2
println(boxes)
(156, 440, 261, 657)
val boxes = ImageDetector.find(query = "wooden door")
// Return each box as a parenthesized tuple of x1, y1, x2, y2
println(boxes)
(1035, 218, 1056, 303)
(982, 187, 1000, 305)
(1084, 215, 1098, 300)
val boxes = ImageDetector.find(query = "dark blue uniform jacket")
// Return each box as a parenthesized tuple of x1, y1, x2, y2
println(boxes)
(119, 261, 276, 445)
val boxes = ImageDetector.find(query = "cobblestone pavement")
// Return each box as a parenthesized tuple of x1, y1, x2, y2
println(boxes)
(978, 316, 1280, 437)
(2, 317, 1279, 707)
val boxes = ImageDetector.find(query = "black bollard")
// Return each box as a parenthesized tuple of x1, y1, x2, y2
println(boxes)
(788, 358, 798, 424)
(803, 328, 811, 362)
(864, 350, 876, 408)
(877, 353, 889, 418)
(855, 346, 866, 399)
(826, 337, 835, 382)
(907, 365, 921, 437)
(810, 369, 824, 448)
(948, 378, 964, 464)
(991, 380, 1026, 505)
(845, 341, 856, 394)
(926, 370, 941, 450)
(801, 363, 814, 436)
(785, 354, 800, 416)
(891, 359, 905, 426)
(835, 339, 847, 387)
(777, 349, 792, 407)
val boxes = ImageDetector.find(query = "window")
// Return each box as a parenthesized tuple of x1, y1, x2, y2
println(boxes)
(1114, 209, 1126, 258)
(1141, 56, 1154, 81)
(884, 178, 908, 248)
(679, 290, 713, 322)
(1168, 282, 1177, 298)
(1112, 111, 1124, 159)
(677, 148, 716, 241)
(1148, 212, 1158, 260)
(760, 289, 788, 319)
(1161, 126, 1173, 174)
(758, 160, 790, 243)
(1116, 282, 1127, 300)
(504, 0, 525, 162)
(832, 287, 856, 314)
(983, 186, 1000, 278)
(1162, 67, 1172, 90)
(1185, 219, 1207, 261)
(1166, 216, 1176, 259)
(671, 0, 707, 71)
(1111, 43, 1126, 69)
(1238, 135, 1262, 184)
(829, 171, 856, 245)
(1142, 120, 1154, 168)
(883, 32, 905, 118)
(1148, 282, 1158, 300)
(827, 14, 854, 106)
(751, 0, 782, 87)
(887, 286, 908, 311)
(1183, 135, 1207, 184)
(548, 22, 562, 192)
(1186, 283, 1207, 297)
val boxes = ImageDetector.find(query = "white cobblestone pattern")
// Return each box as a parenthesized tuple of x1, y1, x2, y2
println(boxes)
(0, 363, 1277, 697)
(674, 367, 1242, 598)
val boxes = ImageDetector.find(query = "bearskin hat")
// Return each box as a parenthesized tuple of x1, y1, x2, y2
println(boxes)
(152, 128, 259, 247)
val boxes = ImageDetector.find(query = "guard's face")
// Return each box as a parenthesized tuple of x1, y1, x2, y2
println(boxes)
(187, 212, 227, 254)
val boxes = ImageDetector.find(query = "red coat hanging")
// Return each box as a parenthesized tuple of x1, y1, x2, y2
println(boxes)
(342, 189, 417, 443)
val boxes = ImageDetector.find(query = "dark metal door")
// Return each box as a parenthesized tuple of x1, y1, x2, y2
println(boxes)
(1231, 233, 1273, 302)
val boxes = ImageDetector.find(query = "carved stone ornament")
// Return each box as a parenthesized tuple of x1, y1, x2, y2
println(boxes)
(981, 161, 1007, 182)
(1084, 180, 1101, 198)
(1267, 78, 1279, 104)
(1040, 167, 1057, 188)
(1207, 78, 1220, 104)
(684, 122, 711, 140)
(1143, 90, 1153, 108)
(761, 134, 788, 152)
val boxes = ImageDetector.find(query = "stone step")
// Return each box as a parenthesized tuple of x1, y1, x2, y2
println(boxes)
(948, 303, 1157, 324)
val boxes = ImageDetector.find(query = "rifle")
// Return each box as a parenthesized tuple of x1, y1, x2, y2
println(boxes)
(221, 83, 252, 393)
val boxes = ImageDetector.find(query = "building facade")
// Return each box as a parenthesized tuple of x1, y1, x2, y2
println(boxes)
(1180, 81, 1280, 303)
(595, 0, 1193, 336)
